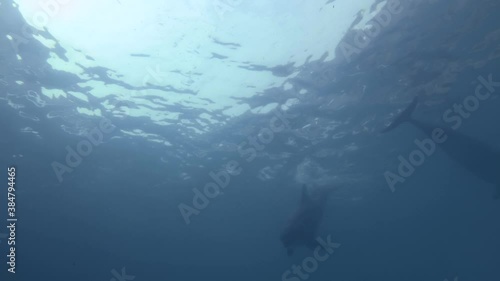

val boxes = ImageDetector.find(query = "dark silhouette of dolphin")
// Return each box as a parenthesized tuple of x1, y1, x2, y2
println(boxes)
(383, 96, 500, 199)
(280, 185, 334, 256)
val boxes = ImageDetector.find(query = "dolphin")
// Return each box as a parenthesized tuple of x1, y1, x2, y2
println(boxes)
(383, 96, 500, 199)
(280, 185, 334, 256)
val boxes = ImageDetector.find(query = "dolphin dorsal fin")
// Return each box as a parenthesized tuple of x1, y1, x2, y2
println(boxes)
(301, 184, 311, 203)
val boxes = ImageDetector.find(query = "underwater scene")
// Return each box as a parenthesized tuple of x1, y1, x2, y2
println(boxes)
(1, 0, 500, 280)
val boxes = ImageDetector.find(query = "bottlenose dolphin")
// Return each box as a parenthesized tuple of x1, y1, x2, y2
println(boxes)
(383, 96, 500, 198)
(280, 185, 334, 256)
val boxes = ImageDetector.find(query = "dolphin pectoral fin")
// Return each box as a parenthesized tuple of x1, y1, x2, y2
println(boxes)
(382, 96, 419, 133)
(287, 247, 294, 256)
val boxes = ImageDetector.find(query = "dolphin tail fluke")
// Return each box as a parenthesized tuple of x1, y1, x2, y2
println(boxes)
(381, 96, 419, 133)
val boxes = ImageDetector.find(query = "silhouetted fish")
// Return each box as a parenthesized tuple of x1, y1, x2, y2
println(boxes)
(280, 185, 334, 256)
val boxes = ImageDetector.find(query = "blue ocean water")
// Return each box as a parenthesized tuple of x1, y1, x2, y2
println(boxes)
(1, 0, 500, 280)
